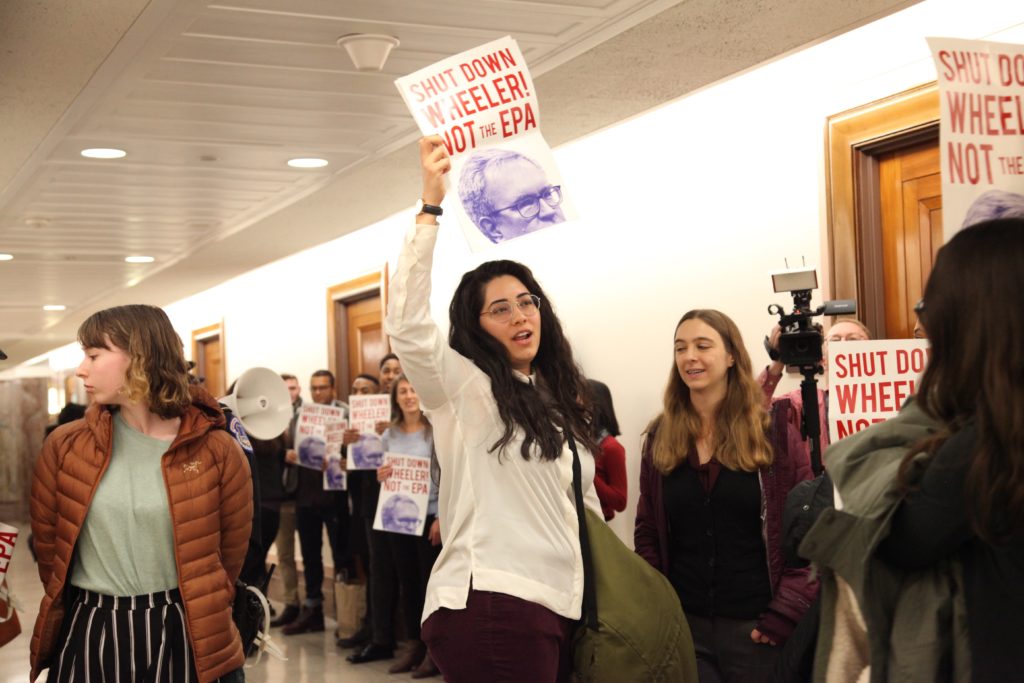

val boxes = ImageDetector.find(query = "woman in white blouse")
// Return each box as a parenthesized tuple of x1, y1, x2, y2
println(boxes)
(384, 136, 602, 683)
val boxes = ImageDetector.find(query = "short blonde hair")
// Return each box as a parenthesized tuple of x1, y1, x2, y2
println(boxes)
(78, 305, 191, 418)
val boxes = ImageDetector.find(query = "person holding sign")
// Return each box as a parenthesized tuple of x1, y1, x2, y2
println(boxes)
(353, 375, 440, 677)
(384, 136, 602, 682)
(635, 309, 815, 683)
(29, 305, 251, 683)
(806, 218, 1024, 682)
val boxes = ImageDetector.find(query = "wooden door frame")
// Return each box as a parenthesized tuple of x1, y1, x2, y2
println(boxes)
(826, 82, 939, 336)
(191, 320, 226, 392)
(326, 267, 389, 397)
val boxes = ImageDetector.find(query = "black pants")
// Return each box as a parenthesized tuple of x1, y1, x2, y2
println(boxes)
(296, 504, 345, 602)
(686, 613, 780, 683)
(47, 587, 244, 683)
(369, 517, 441, 644)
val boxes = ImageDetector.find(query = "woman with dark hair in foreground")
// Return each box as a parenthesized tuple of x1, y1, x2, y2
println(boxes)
(803, 218, 1024, 681)
(384, 136, 601, 682)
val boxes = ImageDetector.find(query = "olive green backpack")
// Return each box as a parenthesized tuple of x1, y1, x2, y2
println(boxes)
(569, 434, 698, 682)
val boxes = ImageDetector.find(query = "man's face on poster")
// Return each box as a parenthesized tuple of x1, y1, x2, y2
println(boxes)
(478, 159, 565, 242)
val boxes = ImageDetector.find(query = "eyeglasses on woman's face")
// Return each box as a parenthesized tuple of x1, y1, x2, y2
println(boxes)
(480, 294, 541, 324)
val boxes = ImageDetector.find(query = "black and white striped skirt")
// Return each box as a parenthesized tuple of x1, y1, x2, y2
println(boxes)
(47, 587, 204, 683)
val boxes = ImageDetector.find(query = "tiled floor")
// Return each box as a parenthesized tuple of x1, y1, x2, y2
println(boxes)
(0, 522, 425, 683)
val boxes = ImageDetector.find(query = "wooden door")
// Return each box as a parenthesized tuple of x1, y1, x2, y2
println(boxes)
(827, 83, 942, 339)
(197, 336, 225, 398)
(878, 142, 943, 339)
(346, 294, 384, 389)
(326, 270, 389, 395)
(192, 322, 226, 398)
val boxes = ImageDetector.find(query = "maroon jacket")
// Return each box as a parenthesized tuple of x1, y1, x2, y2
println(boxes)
(634, 406, 818, 643)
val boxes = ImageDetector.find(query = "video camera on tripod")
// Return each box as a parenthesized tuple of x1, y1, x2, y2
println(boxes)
(766, 267, 855, 474)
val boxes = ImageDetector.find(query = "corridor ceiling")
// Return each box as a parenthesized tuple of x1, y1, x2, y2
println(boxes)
(0, 0, 918, 366)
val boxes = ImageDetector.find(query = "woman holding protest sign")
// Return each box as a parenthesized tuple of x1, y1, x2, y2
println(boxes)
(635, 309, 815, 683)
(384, 136, 602, 682)
(29, 304, 251, 683)
(352, 374, 440, 677)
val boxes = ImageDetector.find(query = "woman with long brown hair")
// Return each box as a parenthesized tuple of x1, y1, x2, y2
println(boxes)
(635, 309, 815, 682)
(30, 304, 252, 683)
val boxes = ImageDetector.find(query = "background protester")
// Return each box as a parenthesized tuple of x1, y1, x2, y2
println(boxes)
(635, 309, 815, 683)
(337, 372, 383, 649)
(357, 375, 441, 678)
(30, 304, 251, 683)
(587, 379, 628, 521)
(239, 430, 288, 588)
(269, 372, 303, 628)
(385, 136, 601, 683)
(281, 370, 349, 635)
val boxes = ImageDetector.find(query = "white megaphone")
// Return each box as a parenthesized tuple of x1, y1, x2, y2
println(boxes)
(218, 367, 292, 440)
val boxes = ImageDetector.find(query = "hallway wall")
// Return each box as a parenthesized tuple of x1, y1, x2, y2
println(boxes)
(32, 0, 1024, 541)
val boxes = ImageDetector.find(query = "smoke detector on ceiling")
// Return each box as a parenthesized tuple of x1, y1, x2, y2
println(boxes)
(337, 34, 400, 71)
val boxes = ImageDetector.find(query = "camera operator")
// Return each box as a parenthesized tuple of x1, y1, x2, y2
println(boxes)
(759, 318, 871, 460)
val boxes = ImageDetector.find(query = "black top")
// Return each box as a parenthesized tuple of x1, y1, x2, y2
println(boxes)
(251, 434, 287, 506)
(877, 424, 1024, 683)
(664, 458, 772, 619)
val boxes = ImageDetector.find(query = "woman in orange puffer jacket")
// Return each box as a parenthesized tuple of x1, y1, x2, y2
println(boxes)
(30, 304, 252, 683)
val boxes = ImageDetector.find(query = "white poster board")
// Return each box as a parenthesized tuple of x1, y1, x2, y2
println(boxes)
(347, 394, 390, 470)
(372, 452, 432, 536)
(828, 339, 931, 442)
(395, 36, 576, 250)
(0, 522, 17, 578)
(928, 37, 1024, 239)
(295, 403, 347, 471)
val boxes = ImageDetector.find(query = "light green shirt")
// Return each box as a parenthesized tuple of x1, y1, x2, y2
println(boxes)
(71, 412, 178, 596)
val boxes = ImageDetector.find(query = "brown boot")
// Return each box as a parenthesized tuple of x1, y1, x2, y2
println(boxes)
(411, 650, 440, 679)
(388, 640, 427, 674)
(281, 604, 324, 635)
(269, 603, 300, 628)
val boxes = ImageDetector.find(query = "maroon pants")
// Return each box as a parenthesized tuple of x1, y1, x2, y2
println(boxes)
(422, 589, 573, 683)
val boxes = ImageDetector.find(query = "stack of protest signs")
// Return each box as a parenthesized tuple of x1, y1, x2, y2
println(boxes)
(294, 403, 348, 490)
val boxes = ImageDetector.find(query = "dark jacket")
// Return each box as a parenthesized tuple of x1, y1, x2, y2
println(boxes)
(799, 399, 972, 682)
(635, 405, 817, 643)
(30, 387, 252, 683)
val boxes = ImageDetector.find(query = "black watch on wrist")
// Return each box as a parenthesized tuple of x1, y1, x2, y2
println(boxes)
(415, 199, 443, 216)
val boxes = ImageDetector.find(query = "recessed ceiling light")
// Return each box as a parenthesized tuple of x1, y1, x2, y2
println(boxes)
(81, 148, 127, 159)
(0, 254, 12, 261)
(125, 255, 155, 263)
(287, 157, 329, 169)
(43, 305, 67, 311)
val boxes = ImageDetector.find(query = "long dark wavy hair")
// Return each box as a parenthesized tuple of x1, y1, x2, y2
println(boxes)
(900, 217, 1024, 543)
(448, 260, 594, 461)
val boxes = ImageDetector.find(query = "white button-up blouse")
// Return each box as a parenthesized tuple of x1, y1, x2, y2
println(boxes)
(385, 222, 602, 624)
